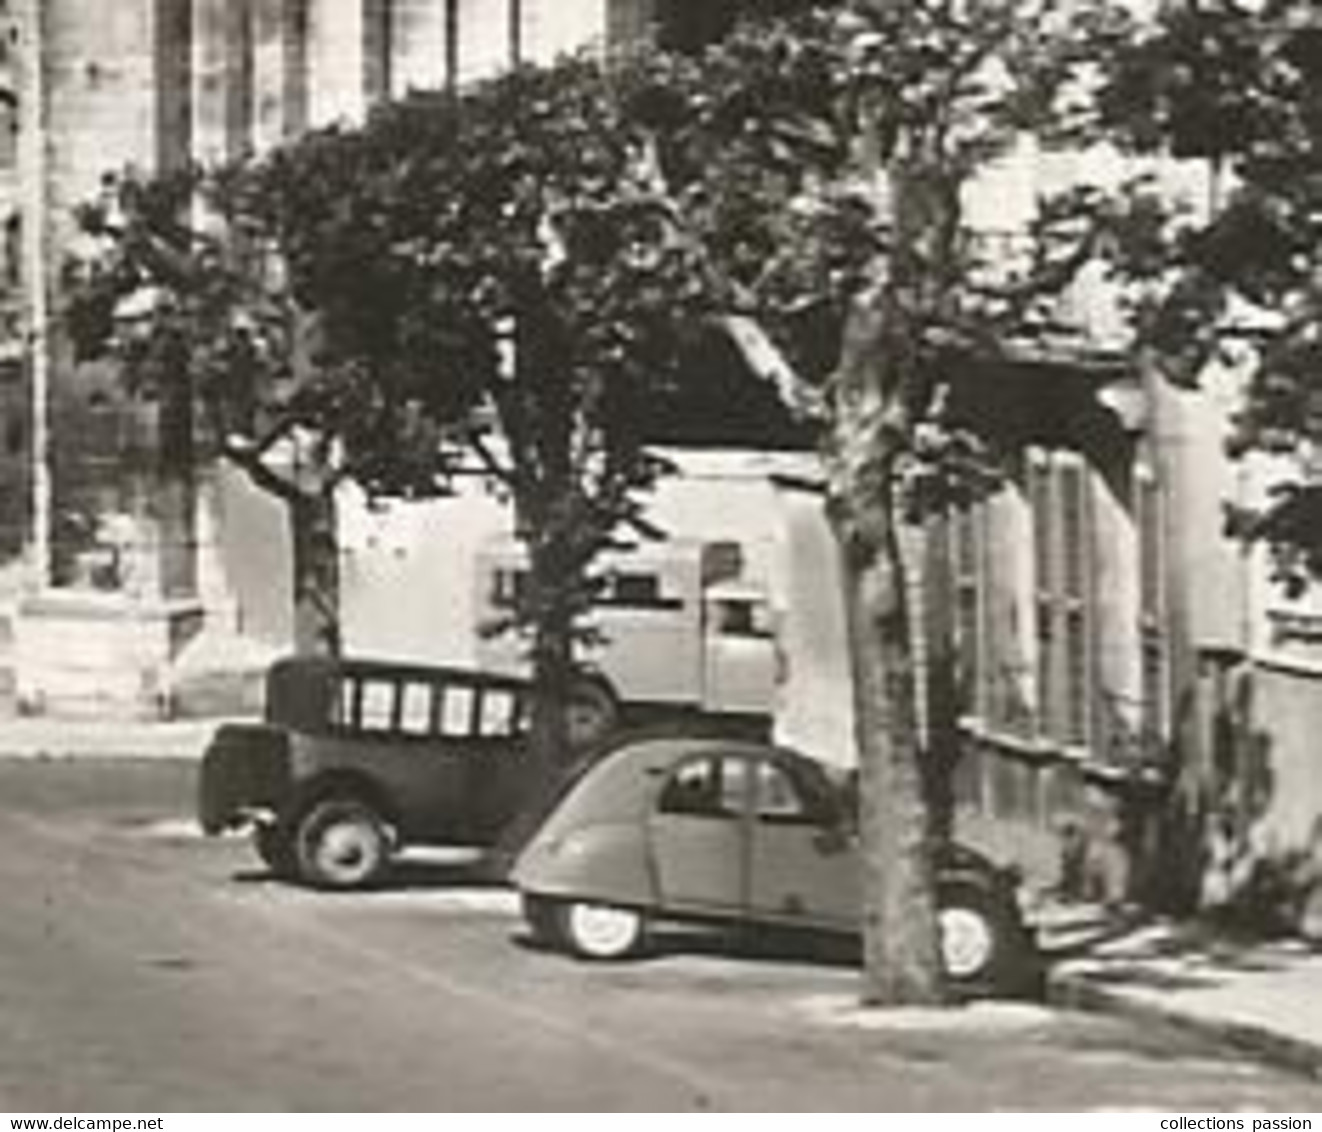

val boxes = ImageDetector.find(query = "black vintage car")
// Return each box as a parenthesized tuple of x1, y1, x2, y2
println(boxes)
(198, 655, 544, 890)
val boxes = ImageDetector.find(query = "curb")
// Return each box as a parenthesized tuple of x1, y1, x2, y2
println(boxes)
(1047, 969, 1322, 1081)
(0, 720, 227, 762)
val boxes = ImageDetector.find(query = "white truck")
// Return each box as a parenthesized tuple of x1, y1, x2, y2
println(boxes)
(473, 537, 780, 742)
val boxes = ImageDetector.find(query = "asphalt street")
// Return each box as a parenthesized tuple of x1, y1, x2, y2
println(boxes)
(2, 755, 1322, 1112)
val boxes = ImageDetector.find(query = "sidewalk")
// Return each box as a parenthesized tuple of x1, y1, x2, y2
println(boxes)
(0, 715, 233, 761)
(1047, 916, 1322, 1078)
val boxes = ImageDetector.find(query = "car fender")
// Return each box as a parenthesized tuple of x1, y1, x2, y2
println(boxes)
(196, 724, 291, 834)
(284, 767, 403, 839)
(934, 856, 1028, 942)
(513, 819, 655, 909)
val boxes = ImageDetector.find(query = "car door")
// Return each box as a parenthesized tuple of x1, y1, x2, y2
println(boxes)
(747, 755, 858, 930)
(646, 751, 752, 915)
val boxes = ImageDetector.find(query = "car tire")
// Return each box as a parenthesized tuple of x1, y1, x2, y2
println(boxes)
(936, 881, 1033, 998)
(294, 797, 392, 891)
(553, 900, 647, 961)
(253, 823, 296, 878)
(566, 678, 618, 751)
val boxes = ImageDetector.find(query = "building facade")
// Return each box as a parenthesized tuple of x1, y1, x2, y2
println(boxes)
(3, 0, 669, 718)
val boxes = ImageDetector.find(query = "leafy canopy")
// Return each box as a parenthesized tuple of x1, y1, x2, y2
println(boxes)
(1097, 0, 1322, 590)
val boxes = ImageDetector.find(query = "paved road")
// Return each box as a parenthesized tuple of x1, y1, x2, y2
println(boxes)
(2, 756, 1322, 1112)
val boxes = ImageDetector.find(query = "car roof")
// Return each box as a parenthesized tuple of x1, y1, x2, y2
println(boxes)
(545, 732, 827, 828)
(595, 732, 804, 774)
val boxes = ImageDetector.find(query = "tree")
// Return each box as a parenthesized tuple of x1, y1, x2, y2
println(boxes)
(1097, 0, 1322, 594)
(621, 0, 1141, 1003)
(67, 167, 375, 655)
(67, 57, 719, 778)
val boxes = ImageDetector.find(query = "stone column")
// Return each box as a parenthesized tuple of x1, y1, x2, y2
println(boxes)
(14, 0, 206, 718)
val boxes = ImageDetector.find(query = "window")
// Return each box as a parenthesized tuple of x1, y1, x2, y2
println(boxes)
(1031, 449, 1096, 748)
(658, 756, 744, 818)
(440, 684, 476, 737)
(337, 676, 362, 729)
(364, 0, 394, 104)
(599, 570, 685, 611)
(752, 762, 817, 824)
(711, 597, 772, 639)
(478, 687, 521, 737)
(331, 669, 526, 740)
(1135, 464, 1167, 744)
(490, 568, 529, 610)
(609, 572, 662, 607)
(399, 681, 433, 735)
(336, 676, 398, 732)
(950, 502, 985, 718)
(1029, 456, 1056, 737)
(1058, 461, 1091, 746)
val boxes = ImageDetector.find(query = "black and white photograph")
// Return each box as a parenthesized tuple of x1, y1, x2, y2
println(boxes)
(2, 0, 1322, 1115)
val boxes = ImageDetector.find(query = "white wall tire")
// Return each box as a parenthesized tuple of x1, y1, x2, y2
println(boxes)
(936, 882, 1033, 996)
(558, 901, 646, 960)
(295, 798, 391, 890)
(938, 904, 997, 981)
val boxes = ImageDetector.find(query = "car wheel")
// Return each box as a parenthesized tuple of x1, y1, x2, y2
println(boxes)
(294, 798, 392, 891)
(936, 882, 1031, 997)
(252, 823, 295, 878)
(566, 678, 618, 751)
(555, 901, 646, 961)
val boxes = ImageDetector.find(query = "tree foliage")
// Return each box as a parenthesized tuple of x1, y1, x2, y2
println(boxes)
(1097, 0, 1322, 592)
(626, 0, 1143, 505)
(67, 54, 734, 759)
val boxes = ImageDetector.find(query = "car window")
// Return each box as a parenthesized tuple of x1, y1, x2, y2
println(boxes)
(657, 755, 748, 819)
(360, 679, 397, 730)
(754, 759, 841, 826)
(710, 598, 773, 639)
(440, 685, 475, 736)
(478, 687, 521, 737)
(327, 669, 528, 742)
(753, 761, 812, 823)
(399, 681, 433, 735)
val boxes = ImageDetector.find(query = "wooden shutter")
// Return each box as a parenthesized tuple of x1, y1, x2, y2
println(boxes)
(1136, 464, 1167, 744)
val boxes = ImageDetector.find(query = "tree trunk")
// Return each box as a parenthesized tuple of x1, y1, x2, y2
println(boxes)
(488, 531, 577, 872)
(828, 289, 943, 1007)
(288, 489, 341, 656)
(921, 510, 960, 846)
(528, 533, 575, 776)
(831, 480, 944, 1005)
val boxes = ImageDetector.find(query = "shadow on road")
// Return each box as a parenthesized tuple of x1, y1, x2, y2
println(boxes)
(510, 920, 859, 969)
(228, 851, 503, 891)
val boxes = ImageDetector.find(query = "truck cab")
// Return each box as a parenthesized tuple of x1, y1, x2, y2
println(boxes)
(474, 538, 777, 727)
